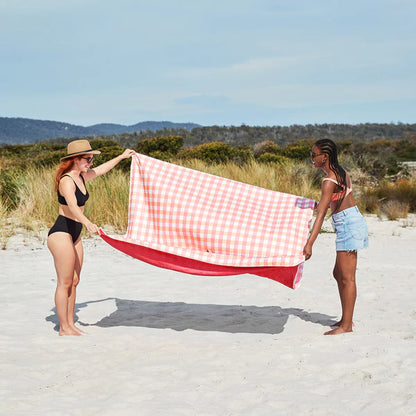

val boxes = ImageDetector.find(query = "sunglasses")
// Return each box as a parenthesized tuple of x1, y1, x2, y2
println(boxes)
(81, 156, 94, 164)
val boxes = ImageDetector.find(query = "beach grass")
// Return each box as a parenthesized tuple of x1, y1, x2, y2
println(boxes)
(377, 201, 410, 221)
(174, 158, 323, 200)
(83, 169, 130, 231)
(0, 167, 131, 239)
(1, 159, 414, 241)
(15, 167, 57, 227)
(0, 198, 12, 249)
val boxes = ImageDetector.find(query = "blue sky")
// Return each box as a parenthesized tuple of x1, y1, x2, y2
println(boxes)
(0, 0, 415, 126)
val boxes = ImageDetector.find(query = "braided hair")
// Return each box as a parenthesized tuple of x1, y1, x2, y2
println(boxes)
(314, 139, 347, 210)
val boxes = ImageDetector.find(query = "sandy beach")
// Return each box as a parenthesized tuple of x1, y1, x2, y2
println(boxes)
(1, 215, 415, 416)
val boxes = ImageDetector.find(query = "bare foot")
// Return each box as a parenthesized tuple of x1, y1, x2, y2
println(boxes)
(71, 325, 86, 335)
(332, 320, 355, 328)
(59, 328, 82, 336)
(324, 326, 353, 335)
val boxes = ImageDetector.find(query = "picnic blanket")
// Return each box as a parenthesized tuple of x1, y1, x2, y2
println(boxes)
(100, 153, 315, 289)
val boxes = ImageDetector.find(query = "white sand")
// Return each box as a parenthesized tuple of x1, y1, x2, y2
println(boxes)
(1, 215, 415, 416)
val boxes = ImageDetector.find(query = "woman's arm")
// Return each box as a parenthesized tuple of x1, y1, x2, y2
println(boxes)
(83, 149, 135, 181)
(303, 180, 335, 260)
(59, 178, 100, 234)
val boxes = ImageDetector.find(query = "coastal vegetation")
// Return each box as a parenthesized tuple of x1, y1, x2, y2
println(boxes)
(2, 118, 415, 147)
(1, 134, 415, 246)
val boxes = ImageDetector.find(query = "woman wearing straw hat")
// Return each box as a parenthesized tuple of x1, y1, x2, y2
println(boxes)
(47, 139, 135, 336)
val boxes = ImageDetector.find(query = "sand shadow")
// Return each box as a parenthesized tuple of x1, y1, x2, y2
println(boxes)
(46, 298, 337, 335)
(46, 302, 87, 332)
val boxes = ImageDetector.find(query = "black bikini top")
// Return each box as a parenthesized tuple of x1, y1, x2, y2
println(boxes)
(57, 174, 89, 207)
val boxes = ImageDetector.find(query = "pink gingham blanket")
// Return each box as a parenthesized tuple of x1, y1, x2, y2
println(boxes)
(101, 153, 315, 282)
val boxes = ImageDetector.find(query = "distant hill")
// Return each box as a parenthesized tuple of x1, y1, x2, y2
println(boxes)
(1, 117, 415, 148)
(0, 117, 201, 144)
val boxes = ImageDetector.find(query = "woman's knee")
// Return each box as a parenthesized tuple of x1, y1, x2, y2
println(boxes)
(56, 276, 74, 292)
(341, 273, 356, 285)
(333, 267, 341, 281)
(72, 274, 80, 287)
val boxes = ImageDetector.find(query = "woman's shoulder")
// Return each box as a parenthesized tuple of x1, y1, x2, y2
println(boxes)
(59, 174, 74, 182)
(322, 171, 351, 190)
(59, 174, 76, 190)
(322, 175, 338, 184)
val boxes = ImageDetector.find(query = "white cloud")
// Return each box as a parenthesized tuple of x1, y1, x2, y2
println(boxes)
(180, 56, 312, 79)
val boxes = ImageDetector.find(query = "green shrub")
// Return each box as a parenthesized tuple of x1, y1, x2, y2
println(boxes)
(178, 142, 252, 164)
(136, 136, 184, 159)
(32, 150, 66, 167)
(257, 153, 289, 164)
(89, 139, 121, 149)
(142, 150, 172, 161)
(229, 145, 253, 165)
(337, 140, 353, 153)
(253, 140, 281, 157)
(393, 136, 416, 161)
(88, 140, 132, 172)
(282, 140, 314, 160)
(0, 143, 66, 169)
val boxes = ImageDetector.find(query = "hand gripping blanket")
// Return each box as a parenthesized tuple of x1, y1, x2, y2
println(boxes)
(100, 153, 315, 289)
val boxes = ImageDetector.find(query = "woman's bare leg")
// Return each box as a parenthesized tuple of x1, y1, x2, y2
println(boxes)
(47, 232, 81, 336)
(325, 250, 357, 335)
(332, 257, 344, 326)
(67, 238, 84, 333)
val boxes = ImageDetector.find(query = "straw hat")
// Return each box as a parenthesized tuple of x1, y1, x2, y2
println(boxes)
(60, 139, 101, 161)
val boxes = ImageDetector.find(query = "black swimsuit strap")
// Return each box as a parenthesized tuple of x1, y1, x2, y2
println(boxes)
(60, 174, 85, 189)
(59, 174, 77, 186)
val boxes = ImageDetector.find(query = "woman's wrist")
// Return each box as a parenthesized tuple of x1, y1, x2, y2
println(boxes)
(83, 219, 92, 227)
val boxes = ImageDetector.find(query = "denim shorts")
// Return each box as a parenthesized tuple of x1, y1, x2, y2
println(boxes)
(332, 206, 369, 251)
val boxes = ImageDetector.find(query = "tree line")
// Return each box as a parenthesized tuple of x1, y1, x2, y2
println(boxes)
(30, 122, 416, 149)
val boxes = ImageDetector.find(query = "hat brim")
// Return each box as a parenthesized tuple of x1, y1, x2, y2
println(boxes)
(60, 149, 101, 161)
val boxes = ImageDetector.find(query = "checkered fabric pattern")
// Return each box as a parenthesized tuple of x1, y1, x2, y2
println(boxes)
(109, 153, 315, 268)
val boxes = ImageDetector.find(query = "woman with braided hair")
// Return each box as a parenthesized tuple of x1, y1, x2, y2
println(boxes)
(303, 139, 368, 335)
